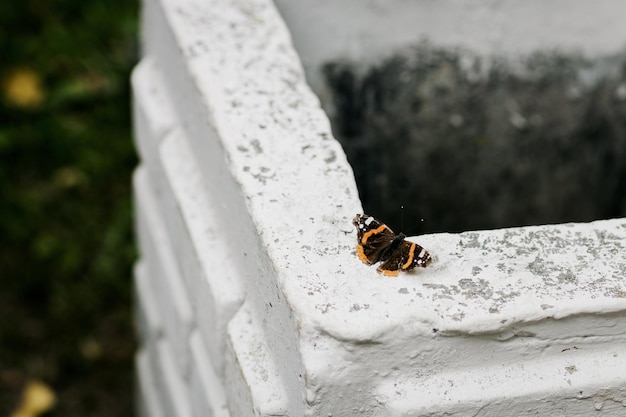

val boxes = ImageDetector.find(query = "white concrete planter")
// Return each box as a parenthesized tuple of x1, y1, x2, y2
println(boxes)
(132, 0, 626, 415)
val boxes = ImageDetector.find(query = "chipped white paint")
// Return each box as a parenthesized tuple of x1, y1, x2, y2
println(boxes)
(132, 0, 626, 415)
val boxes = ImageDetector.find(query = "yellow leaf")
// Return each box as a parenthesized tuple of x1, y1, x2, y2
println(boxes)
(3, 68, 45, 109)
(10, 380, 57, 417)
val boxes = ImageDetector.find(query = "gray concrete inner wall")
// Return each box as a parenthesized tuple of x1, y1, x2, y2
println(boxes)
(274, 0, 626, 92)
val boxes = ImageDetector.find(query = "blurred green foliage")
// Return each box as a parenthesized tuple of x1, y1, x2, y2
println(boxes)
(0, 0, 138, 415)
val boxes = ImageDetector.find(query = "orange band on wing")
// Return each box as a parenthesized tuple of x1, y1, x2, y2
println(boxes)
(379, 268, 398, 277)
(361, 225, 388, 244)
(356, 244, 371, 264)
(401, 243, 416, 270)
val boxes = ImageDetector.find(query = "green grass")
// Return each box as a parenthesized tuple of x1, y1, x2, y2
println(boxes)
(0, 1, 138, 415)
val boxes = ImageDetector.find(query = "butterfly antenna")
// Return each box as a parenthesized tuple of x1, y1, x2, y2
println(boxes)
(400, 205, 405, 232)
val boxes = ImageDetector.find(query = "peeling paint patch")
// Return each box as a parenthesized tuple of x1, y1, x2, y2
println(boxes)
(527, 256, 549, 276)
(458, 278, 493, 300)
(250, 139, 263, 154)
(459, 232, 481, 249)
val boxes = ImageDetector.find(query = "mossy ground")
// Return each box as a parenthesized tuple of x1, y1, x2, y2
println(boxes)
(0, 1, 138, 415)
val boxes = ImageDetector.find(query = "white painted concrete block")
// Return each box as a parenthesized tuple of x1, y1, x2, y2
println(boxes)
(224, 303, 288, 417)
(158, 129, 244, 371)
(380, 344, 626, 416)
(153, 339, 193, 417)
(134, 166, 194, 378)
(136, 349, 165, 417)
(131, 57, 176, 166)
(133, 261, 163, 348)
(132, 49, 246, 354)
(140, 1, 317, 413)
(132, 60, 190, 274)
(190, 331, 231, 417)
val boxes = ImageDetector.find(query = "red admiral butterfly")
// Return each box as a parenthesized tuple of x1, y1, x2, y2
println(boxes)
(352, 214, 432, 276)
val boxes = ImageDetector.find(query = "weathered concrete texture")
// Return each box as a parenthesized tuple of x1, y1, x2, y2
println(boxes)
(324, 47, 626, 233)
(337, 219, 626, 337)
(299, 219, 626, 416)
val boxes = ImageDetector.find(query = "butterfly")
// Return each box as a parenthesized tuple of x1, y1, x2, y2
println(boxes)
(352, 214, 432, 276)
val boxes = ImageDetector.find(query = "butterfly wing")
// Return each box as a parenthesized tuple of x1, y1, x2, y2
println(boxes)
(353, 214, 396, 265)
(376, 240, 432, 277)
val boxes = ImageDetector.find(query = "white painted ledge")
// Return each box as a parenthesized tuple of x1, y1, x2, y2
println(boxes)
(301, 220, 626, 415)
(132, 0, 626, 415)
